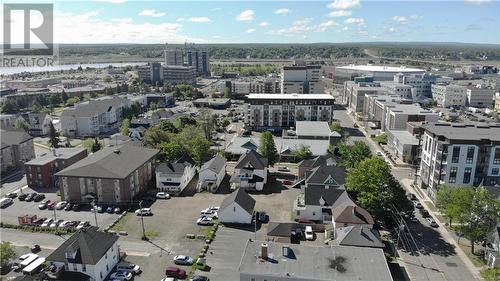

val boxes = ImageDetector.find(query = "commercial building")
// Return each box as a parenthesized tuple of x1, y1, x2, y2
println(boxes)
(56, 143, 159, 204)
(164, 47, 184, 66)
(164, 44, 210, 76)
(193, 98, 231, 109)
(382, 103, 439, 131)
(335, 64, 424, 83)
(219, 78, 280, 98)
(431, 83, 467, 108)
(419, 123, 500, 201)
(247, 94, 334, 130)
(281, 64, 323, 94)
(163, 65, 197, 84)
(238, 240, 393, 281)
(387, 129, 421, 163)
(60, 97, 130, 137)
(343, 81, 387, 112)
(466, 86, 495, 108)
(0, 127, 35, 172)
(137, 62, 163, 84)
(25, 148, 88, 189)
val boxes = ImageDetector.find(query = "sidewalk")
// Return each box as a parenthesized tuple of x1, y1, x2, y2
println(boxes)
(400, 178, 483, 281)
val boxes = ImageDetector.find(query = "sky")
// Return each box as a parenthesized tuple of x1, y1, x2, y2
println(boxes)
(2, 0, 500, 44)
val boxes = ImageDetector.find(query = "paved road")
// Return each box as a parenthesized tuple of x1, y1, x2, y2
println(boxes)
(333, 107, 480, 281)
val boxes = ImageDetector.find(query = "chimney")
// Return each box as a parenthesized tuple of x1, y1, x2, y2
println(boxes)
(260, 243, 268, 260)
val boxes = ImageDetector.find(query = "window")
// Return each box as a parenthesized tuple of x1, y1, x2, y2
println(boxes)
(82, 264, 86, 272)
(449, 167, 458, 183)
(452, 147, 460, 163)
(492, 168, 499, 175)
(463, 167, 472, 184)
(466, 147, 475, 164)
(494, 148, 500, 164)
(72, 264, 77, 271)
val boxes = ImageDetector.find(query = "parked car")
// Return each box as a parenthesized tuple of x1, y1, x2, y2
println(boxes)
(278, 166, 290, 172)
(33, 194, 45, 202)
(305, 226, 314, 240)
(106, 206, 114, 214)
(55, 201, 67, 210)
(33, 217, 46, 225)
(58, 221, 72, 228)
(160, 278, 178, 281)
(190, 275, 209, 281)
(95, 205, 104, 213)
(173, 255, 194, 265)
(426, 217, 438, 227)
(114, 207, 121, 214)
(414, 201, 423, 209)
(38, 200, 50, 210)
(166, 267, 186, 279)
(41, 218, 53, 227)
(47, 201, 56, 210)
(6, 192, 17, 199)
(408, 193, 417, 201)
(25, 193, 37, 202)
(116, 262, 141, 274)
(31, 245, 41, 253)
(200, 209, 217, 218)
(135, 208, 152, 216)
(410, 217, 418, 223)
(376, 150, 384, 156)
(156, 192, 171, 199)
(72, 204, 80, 211)
(50, 219, 64, 228)
(64, 203, 73, 211)
(419, 209, 430, 218)
(258, 211, 269, 223)
(76, 221, 90, 230)
(18, 193, 28, 201)
(196, 217, 213, 226)
(110, 271, 133, 281)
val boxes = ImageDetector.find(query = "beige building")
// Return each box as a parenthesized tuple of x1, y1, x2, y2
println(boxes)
(1, 127, 35, 172)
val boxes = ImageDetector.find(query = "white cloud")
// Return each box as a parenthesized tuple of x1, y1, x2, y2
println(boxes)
(236, 10, 255, 21)
(464, 0, 494, 4)
(388, 27, 397, 33)
(316, 21, 338, 32)
(275, 8, 291, 15)
(91, 0, 126, 3)
(187, 17, 211, 23)
(342, 26, 349, 31)
(247, 28, 256, 33)
(138, 9, 165, 17)
(344, 17, 365, 25)
(210, 7, 221, 11)
(259, 21, 269, 27)
(267, 18, 338, 35)
(327, 0, 361, 10)
(392, 15, 422, 24)
(328, 10, 352, 17)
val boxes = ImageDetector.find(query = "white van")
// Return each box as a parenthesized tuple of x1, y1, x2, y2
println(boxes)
(0, 197, 13, 208)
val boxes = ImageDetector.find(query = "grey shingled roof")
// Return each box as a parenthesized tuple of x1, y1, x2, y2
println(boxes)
(304, 187, 355, 207)
(234, 150, 267, 170)
(55, 143, 158, 179)
(200, 154, 226, 173)
(332, 205, 375, 225)
(154, 154, 194, 174)
(305, 165, 346, 186)
(220, 188, 255, 215)
(46, 227, 118, 265)
(335, 225, 385, 248)
(267, 222, 298, 237)
(0, 127, 33, 148)
(61, 97, 128, 118)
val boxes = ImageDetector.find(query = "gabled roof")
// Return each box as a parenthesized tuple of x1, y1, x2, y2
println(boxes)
(332, 205, 375, 225)
(61, 97, 128, 118)
(234, 150, 267, 170)
(55, 143, 158, 179)
(305, 165, 346, 186)
(298, 155, 338, 169)
(200, 154, 226, 173)
(157, 154, 195, 174)
(176, 154, 196, 166)
(220, 188, 255, 215)
(0, 127, 33, 149)
(46, 227, 118, 265)
(304, 187, 355, 208)
(267, 222, 298, 237)
(335, 225, 385, 248)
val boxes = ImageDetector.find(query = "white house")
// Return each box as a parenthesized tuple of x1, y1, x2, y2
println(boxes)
(218, 188, 256, 224)
(229, 150, 267, 191)
(198, 154, 226, 193)
(155, 154, 197, 195)
(27, 113, 52, 136)
(46, 227, 119, 281)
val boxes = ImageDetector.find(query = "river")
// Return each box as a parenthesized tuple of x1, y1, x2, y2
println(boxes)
(0, 62, 147, 75)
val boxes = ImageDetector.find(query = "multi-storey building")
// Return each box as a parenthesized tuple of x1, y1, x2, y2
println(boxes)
(381, 102, 439, 131)
(137, 62, 163, 84)
(335, 64, 425, 84)
(56, 143, 159, 204)
(246, 94, 334, 130)
(27, 113, 52, 136)
(343, 81, 387, 112)
(164, 47, 184, 66)
(0, 127, 35, 172)
(163, 65, 197, 84)
(394, 72, 443, 99)
(25, 148, 88, 188)
(219, 79, 281, 98)
(495, 95, 500, 113)
(419, 123, 500, 201)
(466, 86, 495, 108)
(60, 97, 130, 137)
(431, 83, 467, 108)
(184, 45, 210, 76)
(281, 64, 323, 94)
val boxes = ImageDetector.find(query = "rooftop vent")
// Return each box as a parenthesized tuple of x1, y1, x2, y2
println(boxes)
(260, 243, 268, 260)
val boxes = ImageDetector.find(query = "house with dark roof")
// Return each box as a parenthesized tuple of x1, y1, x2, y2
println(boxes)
(294, 187, 356, 222)
(297, 154, 339, 179)
(26, 113, 52, 136)
(218, 188, 256, 224)
(230, 150, 268, 191)
(266, 222, 303, 243)
(0, 126, 35, 172)
(198, 154, 226, 193)
(46, 227, 119, 281)
(334, 225, 385, 249)
(55, 143, 159, 204)
(332, 205, 374, 228)
(155, 154, 197, 195)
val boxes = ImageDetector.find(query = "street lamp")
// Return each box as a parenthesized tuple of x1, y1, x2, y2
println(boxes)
(139, 200, 147, 240)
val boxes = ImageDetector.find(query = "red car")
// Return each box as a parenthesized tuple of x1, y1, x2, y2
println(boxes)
(166, 266, 186, 279)
(33, 217, 47, 225)
(47, 201, 56, 210)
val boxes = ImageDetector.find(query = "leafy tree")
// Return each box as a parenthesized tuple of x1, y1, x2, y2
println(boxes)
(190, 135, 212, 165)
(31, 102, 43, 113)
(338, 140, 372, 169)
(197, 108, 216, 140)
(1, 100, 18, 114)
(157, 120, 178, 133)
(66, 97, 79, 106)
(48, 122, 60, 148)
(160, 138, 188, 162)
(224, 86, 232, 99)
(292, 145, 312, 161)
(330, 122, 342, 134)
(176, 116, 197, 129)
(150, 102, 159, 111)
(120, 119, 130, 136)
(372, 133, 388, 145)
(49, 93, 62, 106)
(258, 131, 279, 167)
(122, 102, 142, 120)
(0, 241, 16, 267)
(15, 118, 29, 131)
(91, 138, 102, 153)
(436, 185, 463, 225)
(482, 267, 500, 281)
(346, 157, 413, 221)
(143, 127, 170, 148)
(221, 118, 231, 128)
(61, 90, 69, 103)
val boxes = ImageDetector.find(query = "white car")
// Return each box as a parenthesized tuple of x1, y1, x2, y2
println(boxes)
(58, 221, 71, 228)
(376, 151, 384, 156)
(196, 217, 213, 226)
(110, 271, 133, 281)
(135, 208, 152, 216)
(305, 226, 314, 240)
(200, 209, 218, 218)
(156, 192, 171, 199)
(41, 218, 53, 228)
(55, 201, 67, 210)
(76, 221, 89, 230)
(116, 262, 141, 274)
(50, 220, 63, 228)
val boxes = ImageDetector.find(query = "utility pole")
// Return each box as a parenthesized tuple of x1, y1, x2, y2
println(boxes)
(139, 200, 147, 240)
(254, 211, 257, 241)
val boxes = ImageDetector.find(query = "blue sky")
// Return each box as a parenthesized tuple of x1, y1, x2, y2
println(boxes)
(8, 0, 500, 44)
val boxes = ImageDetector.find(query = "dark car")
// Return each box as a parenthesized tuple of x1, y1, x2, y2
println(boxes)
(31, 244, 41, 253)
(257, 211, 269, 223)
(64, 203, 73, 211)
(25, 193, 37, 201)
(166, 266, 186, 279)
(34, 194, 45, 202)
(106, 206, 114, 214)
(18, 193, 28, 201)
(72, 204, 80, 211)
(420, 209, 430, 218)
(408, 193, 417, 201)
(191, 275, 209, 281)
(6, 192, 17, 199)
(33, 217, 47, 225)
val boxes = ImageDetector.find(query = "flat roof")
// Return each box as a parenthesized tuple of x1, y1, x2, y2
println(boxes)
(423, 122, 500, 142)
(247, 94, 334, 100)
(336, 64, 424, 73)
(295, 121, 331, 137)
(25, 148, 87, 165)
(388, 130, 420, 145)
(238, 240, 393, 281)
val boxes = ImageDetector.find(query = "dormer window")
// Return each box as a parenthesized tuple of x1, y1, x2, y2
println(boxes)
(65, 249, 77, 259)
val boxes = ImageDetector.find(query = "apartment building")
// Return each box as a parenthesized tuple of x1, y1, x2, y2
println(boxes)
(343, 81, 387, 112)
(27, 113, 52, 136)
(137, 62, 163, 84)
(246, 94, 334, 130)
(0, 127, 35, 172)
(164, 47, 184, 66)
(185, 46, 210, 76)
(394, 72, 443, 99)
(281, 64, 323, 94)
(25, 148, 88, 188)
(431, 83, 467, 107)
(419, 123, 500, 201)
(466, 86, 495, 108)
(60, 97, 130, 137)
(56, 143, 159, 204)
(219, 78, 280, 98)
(382, 103, 439, 131)
(163, 65, 197, 84)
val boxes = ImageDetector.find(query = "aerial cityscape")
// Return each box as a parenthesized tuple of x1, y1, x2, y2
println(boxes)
(1, 1, 500, 281)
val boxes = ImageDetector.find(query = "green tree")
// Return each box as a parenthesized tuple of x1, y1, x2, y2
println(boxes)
(190, 135, 212, 165)
(176, 116, 197, 129)
(48, 122, 60, 148)
(372, 133, 388, 145)
(330, 122, 342, 134)
(436, 185, 463, 225)
(292, 145, 312, 161)
(120, 119, 130, 136)
(221, 118, 231, 128)
(143, 127, 170, 148)
(346, 157, 413, 221)
(160, 138, 188, 162)
(224, 86, 232, 99)
(1, 100, 18, 114)
(66, 97, 79, 106)
(482, 268, 500, 281)
(258, 131, 279, 167)
(198, 108, 216, 140)
(31, 102, 43, 113)
(338, 140, 372, 169)
(157, 120, 178, 133)
(150, 102, 159, 111)
(0, 241, 16, 267)
(91, 138, 102, 153)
